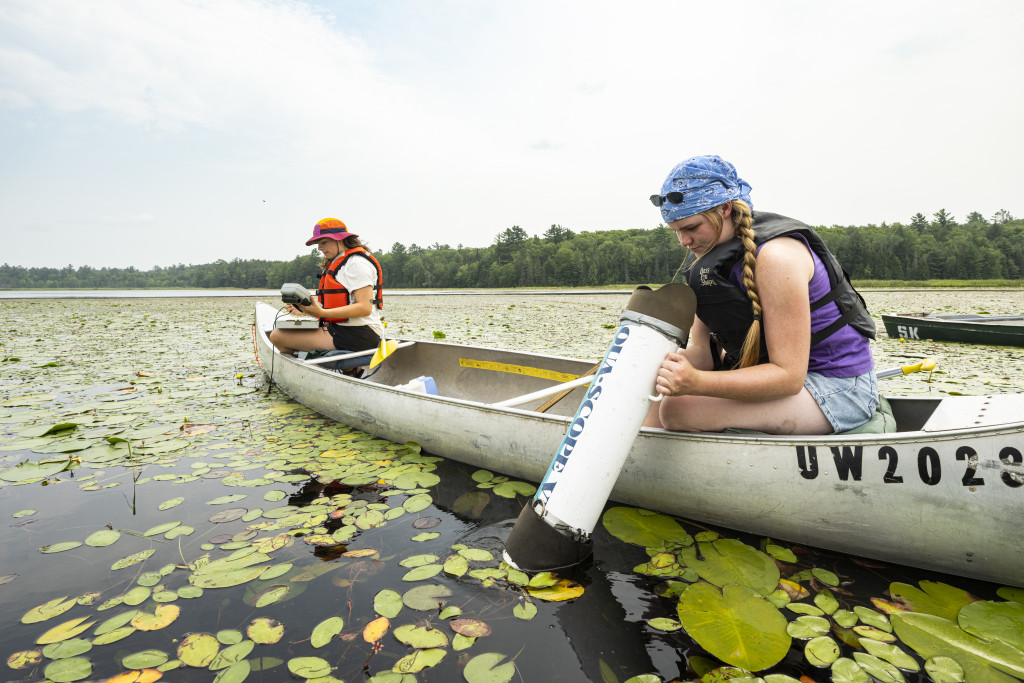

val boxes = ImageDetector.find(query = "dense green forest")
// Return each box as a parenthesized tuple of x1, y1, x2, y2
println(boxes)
(2, 210, 1021, 290)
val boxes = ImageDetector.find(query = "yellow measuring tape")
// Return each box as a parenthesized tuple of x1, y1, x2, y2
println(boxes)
(459, 358, 579, 383)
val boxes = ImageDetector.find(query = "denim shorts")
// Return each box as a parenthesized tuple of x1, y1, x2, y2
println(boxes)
(804, 370, 879, 433)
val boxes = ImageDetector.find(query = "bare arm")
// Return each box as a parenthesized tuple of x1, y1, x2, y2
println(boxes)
(656, 237, 814, 400)
(295, 285, 374, 320)
(677, 316, 716, 371)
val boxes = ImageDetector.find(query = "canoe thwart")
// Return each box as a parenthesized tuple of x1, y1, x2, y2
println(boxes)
(302, 341, 415, 367)
(491, 374, 594, 408)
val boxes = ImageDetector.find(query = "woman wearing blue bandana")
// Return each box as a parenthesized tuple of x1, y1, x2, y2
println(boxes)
(648, 155, 878, 434)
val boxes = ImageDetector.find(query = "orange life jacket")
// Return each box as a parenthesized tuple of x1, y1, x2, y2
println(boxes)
(317, 247, 384, 323)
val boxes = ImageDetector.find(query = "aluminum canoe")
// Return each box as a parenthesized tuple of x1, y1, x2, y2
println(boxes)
(255, 302, 1024, 586)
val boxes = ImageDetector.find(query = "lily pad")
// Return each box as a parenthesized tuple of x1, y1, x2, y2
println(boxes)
(247, 617, 284, 644)
(766, 543, 798, 563)
(463, 652, 516, 683)
(403, 564, 443, 581)
(209, 640, 255, 670)
(177, 632, 220, 667)
(810, 567, 840, 586)
(43, 656, 92, 682)
(830, 657, 870, 682)
(394, 624, 449, 648)
(677, 582, 791, 672)
(513, 601, 538, 620)
(924, 655, 966, 683)
(891, 610, 1024, 682)
(95, 610, 142, 636)
(208, 494, 248, 504)
(143, 520, 182, 536)
(22, 596, 77, 624)
(890, 581, 975, 621)
(814, 588, 839, 615)
(374, 589, 404, 618)
(602, 506, 691, 546)
(852, 652, 906, 683)
(678, 539, 779, 596)
(112, 549, 155, 570)
(492, 480, 536, 498)
(37, 617, 96, 645)
(42, 638, 92, 659)
(958, 599, 1024, 650)
(451, 618, 491, 638)
(40, 544, 84, 557)
(121, 649, 170, 669)
(393, 647, 446, 674)
(526, 579, 584, 602)
(805, 635, 841, 667)
(123, 586, 152, 606)
(855, 605, 893, 632)
(84, 529, 121, 547)
(787, 615, 831, 640)
(252, 584, 290, 608)
(3, 651, 41, 671)
(159, 496, 185, 510)
(287, 656, 331, 678)
(92, 625, 136, 645)
(130, 604, 180, 631)
(311, 616, 345, 648)
(364, 616, 390, 642)
(860, 639, 921, 671)
(213, 660, 251, 683)
(403, 584, 452, 611)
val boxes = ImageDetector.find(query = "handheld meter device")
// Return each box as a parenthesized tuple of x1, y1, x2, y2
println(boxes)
(280, 283, 314, 307)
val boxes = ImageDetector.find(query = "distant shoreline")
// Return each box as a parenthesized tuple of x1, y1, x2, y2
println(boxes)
(2, 284, 1024, 300)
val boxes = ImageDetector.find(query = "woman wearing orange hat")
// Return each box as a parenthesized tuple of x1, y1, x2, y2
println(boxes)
(268, 218, 385, 360)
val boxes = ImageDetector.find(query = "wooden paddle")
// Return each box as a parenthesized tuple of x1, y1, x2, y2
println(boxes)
(535, 363, 599, 413)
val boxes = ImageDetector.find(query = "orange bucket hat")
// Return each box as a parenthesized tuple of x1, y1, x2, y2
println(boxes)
(305, 217, 358, 246)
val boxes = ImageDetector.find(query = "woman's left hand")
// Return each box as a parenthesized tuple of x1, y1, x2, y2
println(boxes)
(656, 350, 704, 396)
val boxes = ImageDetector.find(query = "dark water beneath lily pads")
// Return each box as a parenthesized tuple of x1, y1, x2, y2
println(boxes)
(1, 294, 1022, 683)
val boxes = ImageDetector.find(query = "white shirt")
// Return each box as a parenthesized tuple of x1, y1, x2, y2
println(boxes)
(336, 254, 385, 338)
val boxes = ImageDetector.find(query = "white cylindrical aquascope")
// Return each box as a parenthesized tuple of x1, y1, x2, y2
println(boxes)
(503, 283, 696, 571)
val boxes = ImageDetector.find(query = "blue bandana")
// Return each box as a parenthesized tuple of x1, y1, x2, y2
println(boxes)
(657, 155, 753, 223)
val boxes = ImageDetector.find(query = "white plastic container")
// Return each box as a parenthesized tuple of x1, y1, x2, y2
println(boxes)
(396, 376, 438, 395)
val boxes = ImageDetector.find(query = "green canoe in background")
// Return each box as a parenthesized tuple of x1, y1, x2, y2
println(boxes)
(882, 312, 1024, 347)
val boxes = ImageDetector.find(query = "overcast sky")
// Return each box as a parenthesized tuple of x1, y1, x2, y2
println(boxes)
(2, 0, 1022, 269)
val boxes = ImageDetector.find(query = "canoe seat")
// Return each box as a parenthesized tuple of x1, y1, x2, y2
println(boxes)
(723, 396, 896, 436)
(839, 396, 897, 434)
(303, 349, 374, 372)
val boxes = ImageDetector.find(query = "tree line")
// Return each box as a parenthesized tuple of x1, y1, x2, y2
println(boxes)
(2, 210, 1021, 290)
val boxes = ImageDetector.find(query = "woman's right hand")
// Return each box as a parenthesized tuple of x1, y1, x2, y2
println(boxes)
(656, 350, 704, 397)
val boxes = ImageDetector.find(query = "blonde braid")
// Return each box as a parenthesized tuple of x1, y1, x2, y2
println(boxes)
(730, 201, 761, 368)
(682, 200, 760, 367)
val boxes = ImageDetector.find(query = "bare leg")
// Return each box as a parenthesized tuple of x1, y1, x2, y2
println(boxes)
(268, 327, 336, 355)
(643, 399, 664, 428)
(657, 388, 832, 435)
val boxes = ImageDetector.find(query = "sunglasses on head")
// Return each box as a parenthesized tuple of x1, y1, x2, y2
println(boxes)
(649, 180, 728, 207)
